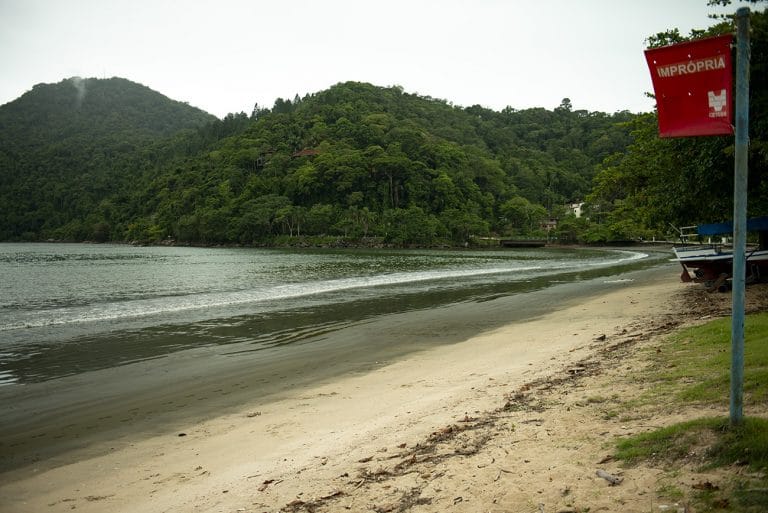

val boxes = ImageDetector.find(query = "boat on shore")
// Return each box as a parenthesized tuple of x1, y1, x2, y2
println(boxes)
(674, 244, 768, 283)
(673, 216, 768, 288)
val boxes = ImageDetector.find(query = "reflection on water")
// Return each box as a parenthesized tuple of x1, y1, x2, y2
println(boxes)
(0, 243, 666, 384)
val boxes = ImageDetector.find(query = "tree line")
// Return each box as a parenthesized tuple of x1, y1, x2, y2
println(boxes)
(0, 77, 635, 245)
(1, 4, 766, 247)
(587, 3, 768, 242)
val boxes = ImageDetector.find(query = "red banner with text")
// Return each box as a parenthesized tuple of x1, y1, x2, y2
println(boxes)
(645, 34, 734, 137)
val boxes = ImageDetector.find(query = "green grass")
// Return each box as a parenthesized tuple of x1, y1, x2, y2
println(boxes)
(616, 417, 720, 465)
(616, 417, 768, 471)
(616, 417, 768, 512)
(657, 481, 685, 500)
(708, 417, 768, 470)
(645, 312, 768, 406)
(612, 312, 768, 511)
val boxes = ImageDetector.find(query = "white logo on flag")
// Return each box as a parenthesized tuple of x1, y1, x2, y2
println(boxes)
(708, 89, 728, 118)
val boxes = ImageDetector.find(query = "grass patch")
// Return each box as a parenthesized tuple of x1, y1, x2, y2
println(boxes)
(615, 417, 768, 512)
(615, 417, 768, 471)
(643, 312, 768, 406)
(657, 481, 685, 500)
(708, 417, 768, 470)
(615, 417, 723, 466)
(612, 312, 768, 512)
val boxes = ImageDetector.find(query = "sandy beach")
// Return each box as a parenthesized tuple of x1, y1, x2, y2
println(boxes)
(1, 262, 736, 513)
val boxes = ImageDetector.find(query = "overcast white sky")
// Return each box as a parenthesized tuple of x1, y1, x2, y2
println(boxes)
(0, 0, 737, 118)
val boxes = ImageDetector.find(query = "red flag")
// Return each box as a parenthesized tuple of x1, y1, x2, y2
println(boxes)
(645, 34, 734, 137)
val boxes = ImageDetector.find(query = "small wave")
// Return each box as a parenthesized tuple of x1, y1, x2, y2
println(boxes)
(0, 370, 18, 386)
(0, 249, 649, 333)
(0, 264, 542, 331)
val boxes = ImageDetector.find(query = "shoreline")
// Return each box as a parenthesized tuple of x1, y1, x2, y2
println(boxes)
(0, 262, 688, 512)
(0, 256, 668, 475)
(0, 237, 677, 251)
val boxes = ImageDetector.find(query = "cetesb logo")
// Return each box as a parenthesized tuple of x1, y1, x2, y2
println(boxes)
(708, 89, 728, 118)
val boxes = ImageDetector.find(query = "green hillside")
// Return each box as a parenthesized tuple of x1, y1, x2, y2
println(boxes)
(0, 77, 217, 241)
(128, 83, 635, 246)
(0, 77, 636, 245)
(2, 5, 766, 247)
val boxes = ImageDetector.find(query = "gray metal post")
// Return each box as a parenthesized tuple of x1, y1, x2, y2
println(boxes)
(731, 6, 750, 426)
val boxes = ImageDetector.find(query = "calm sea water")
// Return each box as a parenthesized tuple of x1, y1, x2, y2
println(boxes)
(0, 243, 657, 385)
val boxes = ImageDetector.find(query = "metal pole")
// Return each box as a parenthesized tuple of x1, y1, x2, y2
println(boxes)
(731, 6, 750, 426)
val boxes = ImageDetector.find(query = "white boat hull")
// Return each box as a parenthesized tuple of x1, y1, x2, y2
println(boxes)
(673, 245, 768, 284)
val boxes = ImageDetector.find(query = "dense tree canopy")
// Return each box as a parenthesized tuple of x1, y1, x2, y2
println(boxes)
(0, 77, 635, 245)
(0, 77, 217, 241)
(587, 3, 768, 241)
(3, 4, 765, 247)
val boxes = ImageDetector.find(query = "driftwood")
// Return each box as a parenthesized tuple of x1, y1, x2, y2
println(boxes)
(596, 469, 623, 485)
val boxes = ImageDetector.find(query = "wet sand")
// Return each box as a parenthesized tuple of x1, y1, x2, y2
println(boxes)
(0, 262, 682, 512)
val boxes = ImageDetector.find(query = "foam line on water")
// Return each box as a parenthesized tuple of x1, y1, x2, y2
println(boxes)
(0, 264, 537, 330)
(0, 250, 647, 332)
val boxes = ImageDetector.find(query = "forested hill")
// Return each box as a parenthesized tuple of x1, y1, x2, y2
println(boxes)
(0, 77, 217, 241)
(0, 78, 637, 245)
(131, 83, 636, 245)
(0, 77, 215, 152)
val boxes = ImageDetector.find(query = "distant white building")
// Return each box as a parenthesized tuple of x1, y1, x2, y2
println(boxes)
(569, 202, 585, 218)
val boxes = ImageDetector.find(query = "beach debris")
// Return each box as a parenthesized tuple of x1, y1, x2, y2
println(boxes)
(373, 502, 398, 512)
(358, 455, 373, 463)
(395, 454, 417, 470)
(177, 432, 187, 437)
(281, 489, 344, 510)
(692, 480, 719, 490)
(373, 488, 432, 512)
(595, 334, 607, 341)
(477, 457, 495, 468)
(428, 423, 464, 441)
(246, 411, 262, 417)
(657, 504, 688, 513)
(595, 469, 623, 485)
(257, 478, 283, 491)
(84, 495, 113, 502)
(282, 498, 309, 512)
(597, 454, 614, 464)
